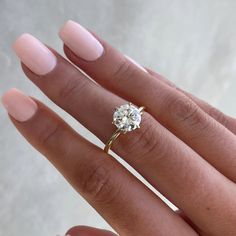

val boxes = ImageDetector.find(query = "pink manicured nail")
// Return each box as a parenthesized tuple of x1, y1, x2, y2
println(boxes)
(59, 20, 104, 61)
(125, 55, 147, 73)
(1, 88, 38, 122)
(12, 34, 56, 75)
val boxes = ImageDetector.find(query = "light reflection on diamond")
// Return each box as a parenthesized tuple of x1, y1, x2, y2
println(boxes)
(113, 103, 142, 132)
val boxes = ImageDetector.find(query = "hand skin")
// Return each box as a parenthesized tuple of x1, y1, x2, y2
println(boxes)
(2, 20, 236, 236)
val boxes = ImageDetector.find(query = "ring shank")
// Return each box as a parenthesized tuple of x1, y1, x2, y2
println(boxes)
(104, 128, 122, 153)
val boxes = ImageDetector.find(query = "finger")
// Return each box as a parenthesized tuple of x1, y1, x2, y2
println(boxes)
(175, 210, 200, 233)
(2, 88, 195, 236)
(147, 68, 236, 135)
(66, 226, 117, 236)
(60, 20, 236, 185)
(14, 34, 236, 235)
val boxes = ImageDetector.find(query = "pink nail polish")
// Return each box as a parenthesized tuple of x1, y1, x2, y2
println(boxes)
(1, 88, 38, 122)
(12, 33, 56, 75)
(59, 20, 104, 61)
(125, 55, 147, 73)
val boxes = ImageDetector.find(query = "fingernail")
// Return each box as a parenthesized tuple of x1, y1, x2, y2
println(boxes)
(125, 55, 147, 73)
(12, 33, 57, 75)
(1, 88, 38, 122)
(59, 20, 104, 61)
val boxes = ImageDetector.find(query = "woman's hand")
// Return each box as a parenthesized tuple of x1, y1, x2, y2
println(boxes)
(2, 20, 236, 236)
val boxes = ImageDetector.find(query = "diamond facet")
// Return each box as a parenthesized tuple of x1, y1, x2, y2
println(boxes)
(113, 103, 142, 132)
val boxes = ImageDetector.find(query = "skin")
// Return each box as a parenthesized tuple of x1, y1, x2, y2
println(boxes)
(5, 31, 236, 236)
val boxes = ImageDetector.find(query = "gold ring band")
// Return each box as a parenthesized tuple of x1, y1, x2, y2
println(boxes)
(104, 103, 145, 154)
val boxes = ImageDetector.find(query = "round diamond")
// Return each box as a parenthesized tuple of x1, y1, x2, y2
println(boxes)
(113, 103, 142, 132)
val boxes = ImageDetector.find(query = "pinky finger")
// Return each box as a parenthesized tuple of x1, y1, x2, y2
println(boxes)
(147, 68, 236, 134)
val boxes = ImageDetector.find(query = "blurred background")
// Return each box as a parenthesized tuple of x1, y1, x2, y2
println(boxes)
(1, 0, 236, 235)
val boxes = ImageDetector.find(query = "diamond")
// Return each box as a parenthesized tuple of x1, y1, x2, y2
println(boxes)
(113, 103, 142, 132)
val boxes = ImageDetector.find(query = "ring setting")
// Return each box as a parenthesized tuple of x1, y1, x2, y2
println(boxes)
(104, 103, 145, 153)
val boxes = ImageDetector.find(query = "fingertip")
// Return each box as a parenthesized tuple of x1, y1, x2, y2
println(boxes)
(59, 19, 104, 61)
(1, 88, 23, 108)
(58, 19, 75, 38)
(1, 88, 38, 122)
(12, 33, 57, 75)
(12, 33, 31, 51)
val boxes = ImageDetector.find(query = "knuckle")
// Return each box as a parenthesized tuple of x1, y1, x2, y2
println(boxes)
(118, 113, 162, 160)
(38, 118, 62, 148)
(208, 106, 229, 128)
(81, 159, 119, 205)
(112, 58, 136, 82)
(59, 75, 88, 106)
(168, 95, 217, 139)
(168, 95, 201, 126)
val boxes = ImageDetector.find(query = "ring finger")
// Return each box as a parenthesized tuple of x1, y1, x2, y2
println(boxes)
(61, 20, 236, 185)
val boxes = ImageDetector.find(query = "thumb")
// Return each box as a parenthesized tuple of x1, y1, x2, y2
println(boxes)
(66, 225, 117, 236)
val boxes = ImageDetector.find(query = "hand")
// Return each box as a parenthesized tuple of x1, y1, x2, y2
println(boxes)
(2, 20, 236, 236)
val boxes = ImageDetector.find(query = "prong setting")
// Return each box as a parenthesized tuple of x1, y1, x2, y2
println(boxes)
(113, 103, 142, 132)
